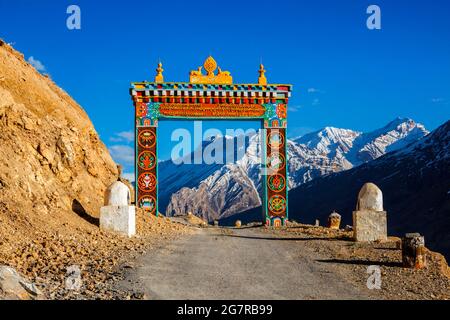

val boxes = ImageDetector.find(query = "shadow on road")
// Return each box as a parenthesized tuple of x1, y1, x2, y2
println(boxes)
(218, 234, 347, 242)
(220, 224, 263, 230)
(316, 258, 402, 267)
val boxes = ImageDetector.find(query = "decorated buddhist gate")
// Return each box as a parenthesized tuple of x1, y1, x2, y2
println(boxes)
(130, 57, 292, 226)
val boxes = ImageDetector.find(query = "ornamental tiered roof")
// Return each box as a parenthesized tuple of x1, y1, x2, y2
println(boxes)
(130, 56, 292, 105)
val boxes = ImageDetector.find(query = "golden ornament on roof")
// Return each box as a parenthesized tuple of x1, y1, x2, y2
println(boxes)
(258, 63, 267, 85)
(189, 56, 232, 84)
(154, 61, 164, 83)
(203, 56, 217, 75)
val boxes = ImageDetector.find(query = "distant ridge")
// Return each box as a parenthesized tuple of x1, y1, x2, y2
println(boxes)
(160, 118, 428, 221)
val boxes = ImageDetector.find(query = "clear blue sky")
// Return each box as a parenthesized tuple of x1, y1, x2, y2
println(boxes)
(1, 0, 449, 176)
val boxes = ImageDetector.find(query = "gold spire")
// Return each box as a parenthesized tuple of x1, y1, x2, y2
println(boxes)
(154, 61, 164, 83)
(203, 56, 217, 76)
(189, 56, 232, 84)
(258, 63, 267, 85)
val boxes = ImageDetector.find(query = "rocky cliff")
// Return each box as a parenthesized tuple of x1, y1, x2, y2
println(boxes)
(0, 39, 118, 245)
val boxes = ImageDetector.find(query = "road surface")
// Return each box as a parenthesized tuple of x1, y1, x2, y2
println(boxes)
(118, 226, 372, 299)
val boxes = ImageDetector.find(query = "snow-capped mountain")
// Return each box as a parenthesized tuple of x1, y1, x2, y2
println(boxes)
(286, 120, 450, 260)
(160, 118, 428, 221)
(166, 163, 261, 222)
(288, 118, 428, 188)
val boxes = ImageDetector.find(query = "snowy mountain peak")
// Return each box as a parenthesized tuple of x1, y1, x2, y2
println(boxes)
(160, 118, 429, 220)
(353, 118, 429, 162)
(395, 120, 449, 162)
(382, 117, 425, 132)
(293, 127, 360, 156)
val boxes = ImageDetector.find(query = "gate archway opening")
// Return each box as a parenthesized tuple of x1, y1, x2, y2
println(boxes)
(157, 119, 262, 221)
(130, 56, 292, 226)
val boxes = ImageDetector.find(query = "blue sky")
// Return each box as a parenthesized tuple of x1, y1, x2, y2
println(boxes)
(1, 0, 449, 177)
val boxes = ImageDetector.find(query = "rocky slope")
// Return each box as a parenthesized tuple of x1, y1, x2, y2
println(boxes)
(0, 40, 120, 298)
(0, 40, 192, 299)
(0, 39, 118, 234)
(161, 118, 428, 221)
(287, 120, 450, 260)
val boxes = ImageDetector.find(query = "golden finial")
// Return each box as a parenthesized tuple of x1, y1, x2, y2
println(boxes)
(203, 56, 217, 76)
(154, 61, 164, 83)
(258, 63, 267, 85)
(189, 56, 232, 84)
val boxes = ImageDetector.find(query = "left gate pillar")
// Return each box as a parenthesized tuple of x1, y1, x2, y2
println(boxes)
(134, 100, 159, 215)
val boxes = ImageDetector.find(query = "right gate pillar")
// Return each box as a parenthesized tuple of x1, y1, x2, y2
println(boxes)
(263, 102, 288, 227)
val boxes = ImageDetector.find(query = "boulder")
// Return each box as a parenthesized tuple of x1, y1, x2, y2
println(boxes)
(0, 265, 42, 300)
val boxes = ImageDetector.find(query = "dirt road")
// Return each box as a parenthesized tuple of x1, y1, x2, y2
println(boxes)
(118, 226, 374, 300)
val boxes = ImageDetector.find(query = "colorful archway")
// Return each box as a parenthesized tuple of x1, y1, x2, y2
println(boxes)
(130, 57, 292, 226)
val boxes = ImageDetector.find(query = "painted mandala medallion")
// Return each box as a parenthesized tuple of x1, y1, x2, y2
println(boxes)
(268, 195, 287, 214)
(268, 174, 286, 192)
(267, 131, 284, 148)
(138, 195, 156, 214)
(137, 151, 156, 170)
(137, 172, 157, 192)
(267, 153, 285, 172)
(138, 129, 156, 148)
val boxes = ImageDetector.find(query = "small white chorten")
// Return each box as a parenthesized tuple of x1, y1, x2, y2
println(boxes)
(100, 180, 136, 237)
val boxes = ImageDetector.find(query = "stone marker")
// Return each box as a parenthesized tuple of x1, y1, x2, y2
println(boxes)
(352, 183, 387, 242)
(402, 233, 426, 269)
(214, 220, 219, 227)
(0, 265, 42, 300)
(100, 180, 136, 237)
(328, 211, 341, 230)
(235, 220, 242, 228)
(314, 219, 320, 227)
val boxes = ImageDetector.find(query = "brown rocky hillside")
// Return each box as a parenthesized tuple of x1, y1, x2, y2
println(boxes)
(0, 39, 118, 248)
(0, 40, 192, 299)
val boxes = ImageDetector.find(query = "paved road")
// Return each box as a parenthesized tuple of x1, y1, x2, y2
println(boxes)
(119, 227, 371, 300)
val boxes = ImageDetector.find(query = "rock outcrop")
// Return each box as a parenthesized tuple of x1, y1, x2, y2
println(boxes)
(0, 39, 118, 248)
(0, 265, 42, 300)
(166, 163, 261, 222)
